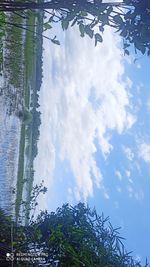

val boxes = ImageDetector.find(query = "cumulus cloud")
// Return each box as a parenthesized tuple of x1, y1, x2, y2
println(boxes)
(139, 143, 150, 163)
(34, 24, 135, 208)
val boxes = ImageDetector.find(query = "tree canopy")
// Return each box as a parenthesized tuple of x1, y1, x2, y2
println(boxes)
(0, 0, 150, 56)
(1, 203, 149, 266)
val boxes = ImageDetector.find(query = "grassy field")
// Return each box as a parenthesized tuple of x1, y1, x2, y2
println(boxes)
(24, 11, 36, 109)
(14, 10, 44, 223)
(0, 7, 44, 222)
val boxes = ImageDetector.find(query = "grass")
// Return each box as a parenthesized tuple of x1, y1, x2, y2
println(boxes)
(2, 8, 44, 222)
(4, 14, 24, 89)
(15, 10, 44, 223)
(0, 12, 6, 70)
(14, 11, 37, 221)
(24, 11, 36, 108)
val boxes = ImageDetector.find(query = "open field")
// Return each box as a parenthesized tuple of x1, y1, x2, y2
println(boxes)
(15, 10, 44, 223)
(0, 9, 44, 222)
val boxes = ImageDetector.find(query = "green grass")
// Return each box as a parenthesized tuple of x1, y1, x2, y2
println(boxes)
(15, 11, 43, 222)
(15, 12, 36, 221)
(8, 7, 44, 223)
(5, 14, 24, 89)
(0, 12, 6, 70)
(24, 11, 36, 108)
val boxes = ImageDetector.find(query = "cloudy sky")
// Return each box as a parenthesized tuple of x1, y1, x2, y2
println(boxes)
(34, 22, 150, 262)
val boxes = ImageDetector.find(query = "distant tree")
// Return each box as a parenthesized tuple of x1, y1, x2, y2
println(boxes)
(0, 0, 150, 56)
(17, 108, 32, 124)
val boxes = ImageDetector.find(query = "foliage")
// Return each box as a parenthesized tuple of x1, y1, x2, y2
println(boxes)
(17, 108, 32, 124)
(18, 180, 47, 224)
(0, 11, 6, 71)
(9, 203, 149, 267)
(0, 202, 150, 266)
(0, 1, 150, 56)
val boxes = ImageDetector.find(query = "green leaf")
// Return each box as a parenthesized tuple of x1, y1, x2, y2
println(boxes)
(99, 25, 104, 32)
(80, 11, 88, 17)
(120, 28, 128, 38)
(79, 23, 85, 37)
(61, 19, 69, 30)
(43, 22, 52, 31)
(135, 43, 146, 55)
(124, 49, 130, 56)
(124, 43, 130, 49)
(113, 15, 123, 25)
(51, 39, 60, 45)
(107, 6, 113, 15)
(98, 6, 106, 13)
(66, 11, 76, 21)
(48, 15, 54, 23)
(124, 10, 136, 20)
(85, 25, 94, 38)
(71, 17, 78, 27)
(98, 14, 109, 25)
(95, 33, 103, 46)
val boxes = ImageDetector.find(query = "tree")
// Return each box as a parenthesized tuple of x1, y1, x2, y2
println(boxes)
(0, 202, 150, 266)
(7, 202, 148, 267)
(0, 0, 150, 56)
(16, 108, 32, 124)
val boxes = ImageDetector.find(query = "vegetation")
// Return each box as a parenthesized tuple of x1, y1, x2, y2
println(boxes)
(14, 10, 44, 222)
(0, 1, 149, 264)
(0, 11, 6, 71)
(0, 1, 150, 56)
(1, 0, 149, 219)
(0, 8, 44, 220)
(0, 203, 149, 266)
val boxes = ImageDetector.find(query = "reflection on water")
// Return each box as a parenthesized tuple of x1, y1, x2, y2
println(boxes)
(0, 77, 21, 215)
(0, 11, 43, 220)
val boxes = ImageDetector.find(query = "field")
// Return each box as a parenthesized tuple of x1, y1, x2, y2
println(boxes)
(0, 9, 44, 223)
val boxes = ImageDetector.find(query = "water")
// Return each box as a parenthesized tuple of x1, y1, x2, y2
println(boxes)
(0, 76, 21, 216)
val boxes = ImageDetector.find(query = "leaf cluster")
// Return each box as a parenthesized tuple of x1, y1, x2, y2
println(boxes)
(26, 203, 149, 267)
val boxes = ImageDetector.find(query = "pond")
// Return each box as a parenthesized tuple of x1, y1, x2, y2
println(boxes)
(0, 11, 44, 223)
(0, 80, 20, 215)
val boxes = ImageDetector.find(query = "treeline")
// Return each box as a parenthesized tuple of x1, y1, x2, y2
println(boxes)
(30, 10, 44, 160)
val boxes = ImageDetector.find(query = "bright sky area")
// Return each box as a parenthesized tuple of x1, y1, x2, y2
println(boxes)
(33, 20, 150, 263)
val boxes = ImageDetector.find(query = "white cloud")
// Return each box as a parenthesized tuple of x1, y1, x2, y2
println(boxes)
(125, 170, 131, 178)
(147, 99, 150, 112)
(123, 146, 134, 161)
(115, 170, 122, 181)
(134, 190, 144, 201)
(128, 178, 133, 184)
(34, 24, 135, 208)
(127, 185, 144, 201)
(136, 63, 141, 69)
(103, 191, 110, 200)
(116, 186, 122, 193)
(125, 170, 134, 184)
(139, 143, 150, 163)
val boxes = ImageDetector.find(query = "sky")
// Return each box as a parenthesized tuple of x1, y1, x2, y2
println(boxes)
(34, 21, 150, 262)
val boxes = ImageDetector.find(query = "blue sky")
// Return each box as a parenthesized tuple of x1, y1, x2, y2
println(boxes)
(33, 23, 150, 262)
